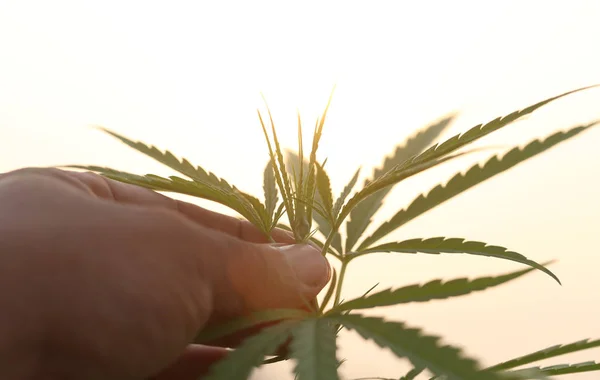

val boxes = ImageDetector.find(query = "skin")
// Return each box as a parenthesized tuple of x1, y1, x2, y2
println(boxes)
(0, 168, 330, 380)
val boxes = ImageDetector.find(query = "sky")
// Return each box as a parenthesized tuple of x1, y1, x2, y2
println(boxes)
(1, 1, 600, 379)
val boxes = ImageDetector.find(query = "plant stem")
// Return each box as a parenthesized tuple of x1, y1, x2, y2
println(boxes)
(332, 259, 349, 307)
(321, 227, 336, 257)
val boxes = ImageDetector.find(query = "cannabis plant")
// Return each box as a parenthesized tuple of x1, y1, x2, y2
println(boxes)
(69, 86, 600, 379)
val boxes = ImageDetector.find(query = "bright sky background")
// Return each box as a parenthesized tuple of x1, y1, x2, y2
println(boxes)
(1, 1, 600, 379)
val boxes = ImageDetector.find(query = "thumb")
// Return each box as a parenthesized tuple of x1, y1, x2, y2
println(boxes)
(200, 233, 330, 324)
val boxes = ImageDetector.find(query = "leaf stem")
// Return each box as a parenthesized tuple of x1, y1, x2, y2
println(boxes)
(333, 259, 349, 307)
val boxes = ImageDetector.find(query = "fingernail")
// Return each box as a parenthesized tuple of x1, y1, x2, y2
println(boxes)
(276, 244, 330, 288)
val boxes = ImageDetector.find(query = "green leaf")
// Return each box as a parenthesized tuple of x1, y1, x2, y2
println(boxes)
(354, 237, 560, 284)
(330, 313, 503, 380)
(312, 205, 341, 255)
(304, 90, 334, 226)
(496, 368, 550, 380)
(68, 166, 267, 231)
(287, 149, 345, 253)
(91, 128, 273, 230)
(375, 115, 456, 180)
(506, 361, 600, 377)
(290, 318, 340, 380)
(316, 162, 334, 220)
(486, 338, 600, 371)
(359, 122, 599, 249)
(285, 149, 310, 183)
(195, 308, 310, 344)
(400, 85, 597, 170)
(330, 151, 480, 252)
(401, 366, 425, 380)
(333, 167, 361, 219)
(331, 265, 539, 313)
(265, 104, 296, 217)
(297, 111, 305, 193)
(204, 321, 299, 380)
(97, 128, 245, 198)
(328, 168, 361, 254)
(344, 115, 454, 252)
(292, 112, 309, 239)
(258, 109, 296, 229)
(263, 159, 279, 224)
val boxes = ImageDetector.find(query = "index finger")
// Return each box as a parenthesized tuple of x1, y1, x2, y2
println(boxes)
(71, 170, 295, 244)
(12, 168, 295, 244)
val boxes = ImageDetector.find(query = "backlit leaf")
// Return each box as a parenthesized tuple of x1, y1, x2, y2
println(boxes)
(400, 85, 597, 170)
(304, 89, 334, 226)
(355, 237, 560, 284)
(290, 318, 340, 380)
(331, 265, 539, 312)
(263, 159, 279, 223)
(263, 103, 295, 221)
(359, 122, 599, 249)
(333, 167, 361, 220)
(98, 128, 244, 197)
(316, 162, 334, 220)
(94, 128, 272, 229)
(344, 115, 454, 252)
(195, 308, 310, 344)
(331, 152, 469, 251)
(288, 149, 344, 253)
(258, 111, 299, 242)
(68, 165, 267, 231)
(486, 338, 600, 371)
(401, 366, 425, 380)
(506, 361, 600, 377)
(330, 313, 503, 380)
(204, 321, 298, 380)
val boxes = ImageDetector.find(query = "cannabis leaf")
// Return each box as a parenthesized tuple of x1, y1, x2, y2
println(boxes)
(259, 107, 296, 229)
(353, 237, 559, 283)
(316, 162, 334, 221)
(329, 151, 469, 253)
(195, 309, 310, 345)
(345, 115, 454, 253)
(204, 321, 298, 380)
(263, 158, 279, 224)
(507, 361, 600, 377)
(399, 85, 597, 171)
(69, 85, 600, 380)
(333, 167, 361, 220)
(401, 366, 425, 380)
(304, 91, 333, 227)
(287, 150, 356, 254)
(330, 313, 505, 380)
(68, 165, 269, 231)
(290, 318, 340, 380)
(359, 121, 599, 249)
(330, 264, 540, 313)
(97, 128, 236, 190)
(486, 338, 600, 371)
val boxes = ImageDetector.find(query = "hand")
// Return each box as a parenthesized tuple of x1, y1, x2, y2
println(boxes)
(0, 168, 330, 380)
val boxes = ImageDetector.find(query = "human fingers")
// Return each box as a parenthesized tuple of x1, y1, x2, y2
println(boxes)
(4, 168, 294, 244)
(148, 345, 228, 380)
(66, 170, 295, 243)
